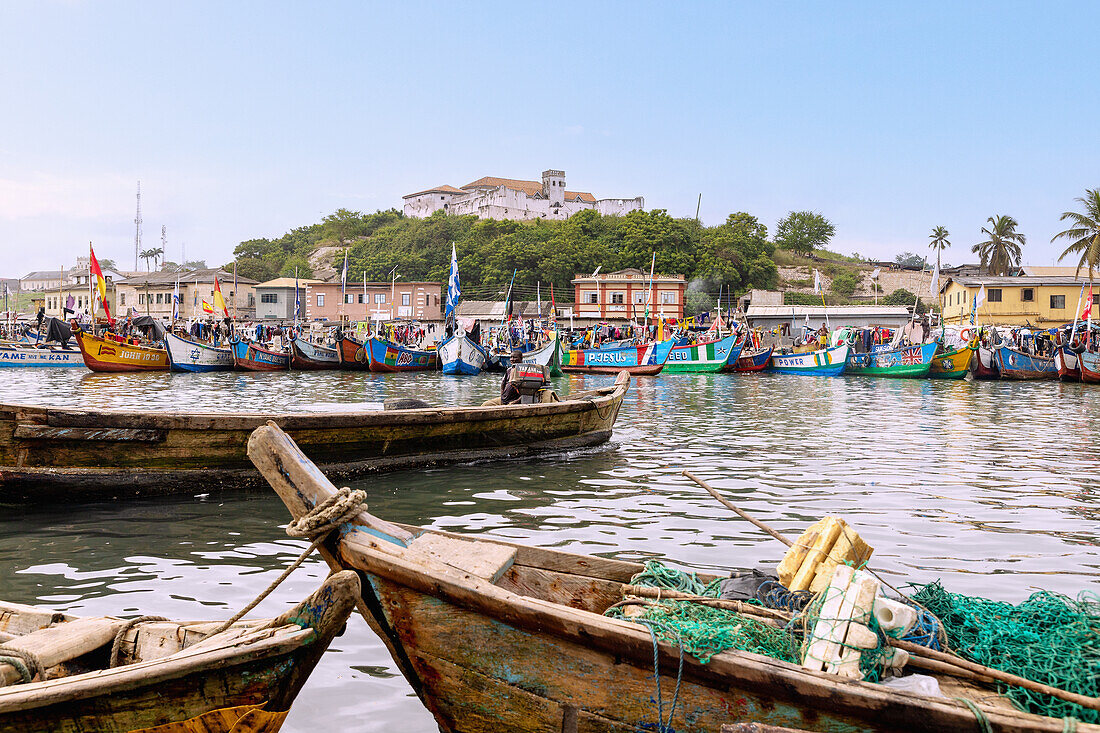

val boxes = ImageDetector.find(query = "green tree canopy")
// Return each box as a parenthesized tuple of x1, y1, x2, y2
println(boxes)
(1052, 188, 1100, 282)
(774, 211, 835, 256)
(972, 215, 1025, 276)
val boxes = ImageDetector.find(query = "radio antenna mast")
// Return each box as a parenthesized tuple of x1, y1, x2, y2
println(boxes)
(134, 181, 143, 271)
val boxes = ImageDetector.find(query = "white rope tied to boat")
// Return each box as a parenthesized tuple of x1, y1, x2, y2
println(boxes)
(208, 487, 367, 636)
(0, 645, 44, 684)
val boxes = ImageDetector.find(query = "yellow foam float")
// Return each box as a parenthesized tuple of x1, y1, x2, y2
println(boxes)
(777, 516, 873, 594)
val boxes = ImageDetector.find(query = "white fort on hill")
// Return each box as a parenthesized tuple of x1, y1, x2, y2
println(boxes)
(402, 169, 644, 221)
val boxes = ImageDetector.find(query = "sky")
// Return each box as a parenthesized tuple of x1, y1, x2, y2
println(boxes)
(1, 1, 1097, 276)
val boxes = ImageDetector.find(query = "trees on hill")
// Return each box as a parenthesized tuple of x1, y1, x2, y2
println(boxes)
(973, 215, 1025, 275)
(774, 211, 835, 256)
(227, 208, 780, 297)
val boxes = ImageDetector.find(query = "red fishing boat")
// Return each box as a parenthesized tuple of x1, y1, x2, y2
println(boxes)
(336, 335, 371, 370)
(729, 345, 773, 372)
(230, 339, 290, 371)
(290, 338, 340, 370)
(1055, 345, 1081, 381)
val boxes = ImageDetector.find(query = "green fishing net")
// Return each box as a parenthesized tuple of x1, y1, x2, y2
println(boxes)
(608, 561, 798, 663)
(912, 581, 1100, 723)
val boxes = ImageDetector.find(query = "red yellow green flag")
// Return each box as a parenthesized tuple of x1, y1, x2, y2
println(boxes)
(213, 276, 229, 319)
(89, 243, 114, 324)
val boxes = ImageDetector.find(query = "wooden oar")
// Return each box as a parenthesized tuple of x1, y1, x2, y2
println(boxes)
(679, 469, 1100, 713)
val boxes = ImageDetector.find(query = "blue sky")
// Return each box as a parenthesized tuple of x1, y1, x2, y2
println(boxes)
(1, 1, 1097, 276)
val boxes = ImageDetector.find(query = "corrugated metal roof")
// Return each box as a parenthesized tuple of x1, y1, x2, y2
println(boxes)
(746, 305, 911, 317)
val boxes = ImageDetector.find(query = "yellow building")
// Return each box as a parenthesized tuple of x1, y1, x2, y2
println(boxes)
(939, 276, 1098, 326)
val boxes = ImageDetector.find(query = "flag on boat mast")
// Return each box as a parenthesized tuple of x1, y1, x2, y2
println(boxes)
(172, 275, 180, 321)
(445, 242, 461, 317)
(89, 242, 114, 325)
(294, 267, 301, 328)
(212, 276, 229, 319)
(813, 269, 822, 294)
(929, 259, 940, 295)
(549, 282, 557, 328)
(340, 249, 348, 312)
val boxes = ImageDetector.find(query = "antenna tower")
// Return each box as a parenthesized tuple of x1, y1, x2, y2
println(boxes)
(134, 181, 143, 271)
(161, 225, 167, 270)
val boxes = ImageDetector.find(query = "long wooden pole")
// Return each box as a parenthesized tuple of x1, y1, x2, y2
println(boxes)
(679, 470, 1100, 712)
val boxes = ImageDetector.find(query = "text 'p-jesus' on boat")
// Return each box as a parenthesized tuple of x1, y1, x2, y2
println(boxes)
(0, 371, 629, 501)
(0, 571, 358, 732)
(249, 423, 1100, 733)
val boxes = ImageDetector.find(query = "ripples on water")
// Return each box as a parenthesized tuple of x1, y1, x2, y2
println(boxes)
(1, 370, 1097, 731)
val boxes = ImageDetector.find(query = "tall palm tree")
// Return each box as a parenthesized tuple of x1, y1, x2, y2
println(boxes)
(1052, 188, 1100, 312)
(971, 215, 1025, 276)
(150, 247, 164, 269)
(139, 248, 153, 271)
(928, 226, 950, 271)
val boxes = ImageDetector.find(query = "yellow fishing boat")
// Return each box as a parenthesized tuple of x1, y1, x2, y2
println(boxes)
(929, 344, 975, 379)
(74, 330, 169, 372)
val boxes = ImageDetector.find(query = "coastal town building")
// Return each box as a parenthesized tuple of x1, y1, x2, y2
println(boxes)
(939, 275, 1099, 326)
(403, 169, 643, 222)
(115, 269, 258, 321)
(303, 281, 443, 322)
(254, 277, 323, 320)
(572, 268, 686, 323)
(745, 305, 913, 331)
(20, 270, 64, 292)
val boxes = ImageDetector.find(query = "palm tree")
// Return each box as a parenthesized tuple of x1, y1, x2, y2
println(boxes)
(150, 247, 164, 270)
(139, 248, 153, 271)
(928, 225, 950, 271)
(1053, 188, 1100, 315)
(971, 215, 1025, 275)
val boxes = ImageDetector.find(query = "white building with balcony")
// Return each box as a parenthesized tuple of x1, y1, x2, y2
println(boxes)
(402, 169, 643, 222)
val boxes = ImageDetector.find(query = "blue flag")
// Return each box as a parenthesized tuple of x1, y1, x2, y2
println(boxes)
(446, 243, 461, 317)
(294, 269, 301, 324)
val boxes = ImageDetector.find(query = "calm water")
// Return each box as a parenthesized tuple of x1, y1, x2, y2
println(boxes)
(1, 369, 1098, 731)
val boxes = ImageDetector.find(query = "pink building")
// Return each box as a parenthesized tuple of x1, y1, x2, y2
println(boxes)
(303, 281, 443, 322)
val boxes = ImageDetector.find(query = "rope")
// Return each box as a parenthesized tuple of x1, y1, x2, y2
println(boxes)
(208, 487, 367, 636)
(1064, 718, 1078, 733)
(109, 616, 168, 668)
(952, 697, 993, 733)
(0, 646, 43, 684)
(639, 620, 684, 733)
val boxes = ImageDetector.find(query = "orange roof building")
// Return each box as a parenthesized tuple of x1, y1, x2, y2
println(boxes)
(402, 169, 642, 222)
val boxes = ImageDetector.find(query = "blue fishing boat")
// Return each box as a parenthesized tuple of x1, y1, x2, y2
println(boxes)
(439, 243, 488, 375)
(230, 338, 290, 371)
(0, 344, 84, 368)
(164, 332, 234, 373)
(994, 344, 1057, 380)
(561, 338, 675, 375)
(769, 344, 850, 376)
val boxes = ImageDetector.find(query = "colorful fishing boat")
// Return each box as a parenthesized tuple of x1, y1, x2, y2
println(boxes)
(336, 334, 371, 370)
(0, 572, 357, 732)
(974, 346, 1000, 379)
(728, 345, 773, 373)
(230, 338, 290, 372)
(366, 337, 437, 372)
(521, 333, 563, 377)
(439, 330, 488, 375)
(254, 423, 1085, 733)
(561, 338, 674, 376)
(929, 344, 975, 379)
(845, 342, 937, 378)
(74, 330, 169, 373)
(0, 372, 629, 499)
(663, 333, 743, 373)
(1079, 350, 1100, 383)
(1055, 345, 1081, 382)
(291, 337, 340, 370)
(993, 344, 1058, 380)
(164, 332, 233, 373)
(769, 344, 850, 376)
(0, 345, 85, 368)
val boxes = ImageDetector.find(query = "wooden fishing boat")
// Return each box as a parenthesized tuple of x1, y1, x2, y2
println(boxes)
(928, 345, 975, 379)
(251, 423, 1095, 733)
(0, 344, 85, 368)
(769, 344, 849, 376)
(164, 332, 234, 373)
(74, 330, 169, 373)
(973, 346, 999, 379)
(845, 342, 936, 378)
(663, 334, 743, 373)
(0, 572, 357, 732)
(728, 345, 773, 373)
(1078, 350, 1100, 383)
(291, 337, 341, 370)
(521, 333, 563, 377)
(366, 337, 437, 373)
(231, 338, 290, 371)
(1055, 345, 1081, 382)
(0, 371, 629, 499)
(336, 334, 372, 370)
(993, 344, 1058, 380)
(561, 338, 674, 375)
(439, 331, 488, 375)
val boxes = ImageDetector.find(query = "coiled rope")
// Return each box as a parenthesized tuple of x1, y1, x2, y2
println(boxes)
(208, 487, 367, 636)
(637, 619, 684, 733)
(0, 646, 43, 683)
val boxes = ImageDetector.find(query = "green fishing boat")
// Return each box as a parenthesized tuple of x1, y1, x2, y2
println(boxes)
(845, 342, 937, 378)
(662, 334, 743, 373)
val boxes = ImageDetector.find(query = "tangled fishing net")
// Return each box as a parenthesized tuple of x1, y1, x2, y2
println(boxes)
(911, 582, 1100, 723)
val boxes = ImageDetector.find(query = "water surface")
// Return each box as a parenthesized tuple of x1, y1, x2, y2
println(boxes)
(1, 370, 1097, 731)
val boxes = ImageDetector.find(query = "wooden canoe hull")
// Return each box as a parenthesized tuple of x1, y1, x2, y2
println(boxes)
(993, 345, 1058, 380)
(74, 330, 169, 372)
(366, 337, 437, 372)
(290, 338, 340, 370)
(1079, 351, 1100, 383)
(1055, 346, 1081, 382)
(662, 334, 743, 373)
(0, 373, 629, 499)
(0, 346, 85, 368)
(845, 342, 936, 378)
(561, 339, 673, 375)
(337, 335, 372, 371)
(231, 340, 290, 371)
(0, 571, 358, 733)
(728, 345, 773, 373)
(973, 347, 999, 379)
(928, 345, 974, 379)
